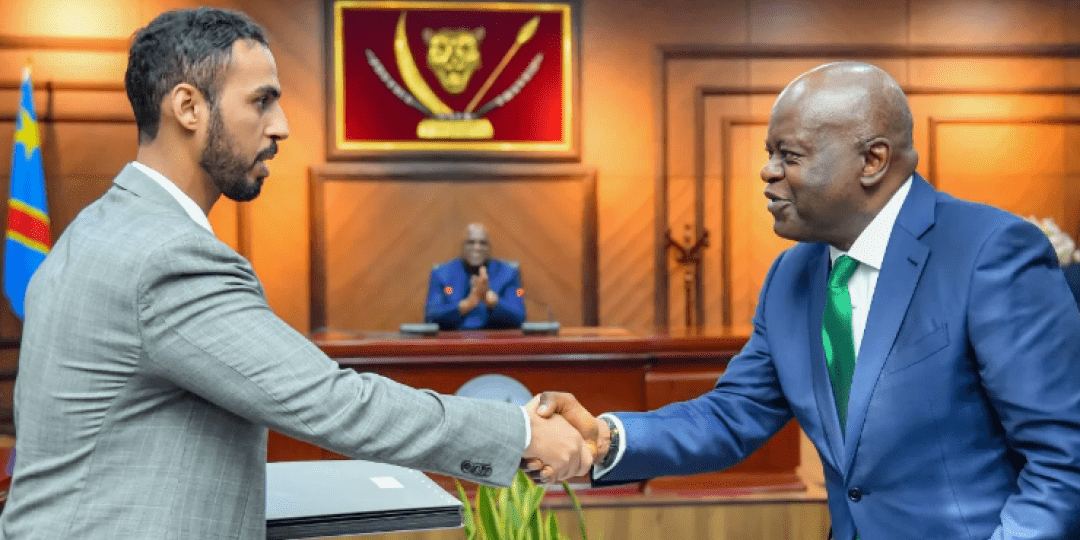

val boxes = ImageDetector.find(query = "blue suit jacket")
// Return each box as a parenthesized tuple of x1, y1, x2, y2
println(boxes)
(425, 258, 526, 330)
(602, 175, 1080, 540)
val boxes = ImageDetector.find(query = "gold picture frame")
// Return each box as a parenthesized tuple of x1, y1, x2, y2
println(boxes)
(325, 0, 581, 160)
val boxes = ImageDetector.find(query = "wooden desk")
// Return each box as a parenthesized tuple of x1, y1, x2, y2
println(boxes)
(271, 327, 802, 495)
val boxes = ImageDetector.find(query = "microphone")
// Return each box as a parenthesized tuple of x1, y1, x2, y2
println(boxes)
(521, 289, 559, 334)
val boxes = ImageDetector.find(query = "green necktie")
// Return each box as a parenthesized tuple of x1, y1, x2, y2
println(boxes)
(822, 255, 859, 433)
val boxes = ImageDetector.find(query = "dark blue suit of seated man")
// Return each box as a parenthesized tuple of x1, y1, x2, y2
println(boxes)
(425, 223, 526, 330)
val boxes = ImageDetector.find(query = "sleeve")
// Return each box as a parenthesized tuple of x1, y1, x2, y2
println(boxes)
(591, 413, 627, 479)
(424, 267, 464, 329)
(593, 254, 794, 485)
(968, 221, 1080, 539)
(136, 234, 527, 486)
(487, 266, 526, 328)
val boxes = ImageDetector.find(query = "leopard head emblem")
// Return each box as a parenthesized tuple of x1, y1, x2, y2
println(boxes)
(423, 26, 485, 94)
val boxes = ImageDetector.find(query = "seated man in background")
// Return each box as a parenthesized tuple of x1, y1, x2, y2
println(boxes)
(425, 223, 526, 329)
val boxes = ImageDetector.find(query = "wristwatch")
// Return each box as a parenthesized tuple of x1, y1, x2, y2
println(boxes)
(598, 416, 620, 469)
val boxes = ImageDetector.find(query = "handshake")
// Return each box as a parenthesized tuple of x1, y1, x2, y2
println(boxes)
(519, 392, 611, 484)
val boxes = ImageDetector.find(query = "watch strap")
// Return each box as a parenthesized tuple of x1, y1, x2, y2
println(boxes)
(599, 416, 620, 470)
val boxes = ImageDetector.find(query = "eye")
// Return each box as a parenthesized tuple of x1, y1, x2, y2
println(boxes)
(255, 94, 278, 111)
(780, 150, 801, 165)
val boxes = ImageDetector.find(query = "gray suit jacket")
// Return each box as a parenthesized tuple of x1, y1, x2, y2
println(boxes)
(0, 164, 528, 540)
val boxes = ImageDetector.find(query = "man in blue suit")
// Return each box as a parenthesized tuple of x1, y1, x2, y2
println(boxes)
(425, 223, 526, 330)
(530, 62, 1080, 539)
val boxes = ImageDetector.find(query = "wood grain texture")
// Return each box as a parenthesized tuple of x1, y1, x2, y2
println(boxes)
(664, 50, 1080, 329)
(336, 500, 830, 540)
(597, 177, 654, 332)
(309, 163, 597, 332)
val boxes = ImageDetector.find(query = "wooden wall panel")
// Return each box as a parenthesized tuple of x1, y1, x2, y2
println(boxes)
(663, 54, 1080, 331)
(596, 175, 653, 332)
(749, 0, 909, 45)
(932, 120, 1080, 237)
(726, 120, 794, 328)
(908, 0, 1067, 45)
(323, 181, 583, 331)
(0, 0, 139, 37)
(310, 163, 597, 333)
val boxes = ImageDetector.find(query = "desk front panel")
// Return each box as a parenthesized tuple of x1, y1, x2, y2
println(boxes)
(269, 329, 802, 495)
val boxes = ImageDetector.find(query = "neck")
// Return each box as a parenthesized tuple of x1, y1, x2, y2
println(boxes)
(136, 140, 221, 215)
(832, 171, 910, 251)
(463, 260, 486, 273)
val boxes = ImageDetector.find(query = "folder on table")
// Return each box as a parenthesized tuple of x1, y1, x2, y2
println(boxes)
(266, 459, 463, 539)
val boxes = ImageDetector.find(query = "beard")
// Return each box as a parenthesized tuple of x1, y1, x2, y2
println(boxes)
(199, 107, 274, 202)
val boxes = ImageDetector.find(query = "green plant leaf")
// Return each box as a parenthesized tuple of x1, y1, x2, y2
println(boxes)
(529, 505, 544, 540)
(501, 479, 522, 537)
(455, 479, 476, 540)
(506, 475, 524, 539)
(546, 512, 561, 540)
(517, 477, 544, 540)
(477, 486, 503, 540)
(561, 481, 589, 540)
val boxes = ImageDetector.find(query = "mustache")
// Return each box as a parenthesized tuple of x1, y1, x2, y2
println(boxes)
(253, 142, 278, 165)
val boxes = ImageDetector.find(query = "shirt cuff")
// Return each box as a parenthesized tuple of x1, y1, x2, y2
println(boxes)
(520, 406, 532, 448)
(591, 413, 626, 480)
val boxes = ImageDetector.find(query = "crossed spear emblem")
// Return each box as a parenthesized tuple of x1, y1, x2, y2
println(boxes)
(366, 12, 544, 127)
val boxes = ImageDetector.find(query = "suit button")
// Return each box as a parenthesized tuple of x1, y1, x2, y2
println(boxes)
(847, 488, 862, 502)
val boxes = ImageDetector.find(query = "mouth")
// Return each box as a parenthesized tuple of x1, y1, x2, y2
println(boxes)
(251, 144, 278, 177)
(254, 161, 270, 178)
(764, 191, 791, 213)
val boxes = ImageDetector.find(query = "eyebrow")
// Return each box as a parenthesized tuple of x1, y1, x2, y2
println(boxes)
(254, 85, 282, 99)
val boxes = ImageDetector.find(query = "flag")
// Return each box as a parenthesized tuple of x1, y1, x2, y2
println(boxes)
(4, 65, 50, 319)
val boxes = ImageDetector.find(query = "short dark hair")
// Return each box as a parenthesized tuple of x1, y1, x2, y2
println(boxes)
(125, 8, 268, 144)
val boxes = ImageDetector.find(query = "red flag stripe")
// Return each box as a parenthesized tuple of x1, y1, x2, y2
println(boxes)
(7, 204, 51, 249)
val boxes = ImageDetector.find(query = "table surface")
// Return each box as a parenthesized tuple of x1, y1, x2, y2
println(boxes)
(310, 326, 754, 361)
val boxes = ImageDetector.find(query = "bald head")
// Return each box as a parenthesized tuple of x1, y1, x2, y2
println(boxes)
(760, 62, 919, 250)
(462, 222, 491, 268)
(776, 62, 915, 163)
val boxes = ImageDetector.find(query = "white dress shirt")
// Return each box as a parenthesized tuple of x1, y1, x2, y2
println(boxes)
(131, 161, 214, 233)
(593, 176, 914, 480)
(828, 176, 912, 357)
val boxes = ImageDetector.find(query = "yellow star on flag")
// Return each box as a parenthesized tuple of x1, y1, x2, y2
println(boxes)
(14, 109, 39, 160)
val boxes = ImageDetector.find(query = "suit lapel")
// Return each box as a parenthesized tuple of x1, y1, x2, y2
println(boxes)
(841, 174, 935, 476)
(113, 163, 191, 217)
(806, 244, 845, 471)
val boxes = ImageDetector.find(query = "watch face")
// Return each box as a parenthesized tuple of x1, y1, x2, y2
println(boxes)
(454, 374, 533, 406)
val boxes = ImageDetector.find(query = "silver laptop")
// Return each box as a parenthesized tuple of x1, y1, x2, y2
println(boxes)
(266, 460, 463, 539)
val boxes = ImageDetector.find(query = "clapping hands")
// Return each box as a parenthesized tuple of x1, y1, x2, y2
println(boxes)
(520, 392, 608, 484)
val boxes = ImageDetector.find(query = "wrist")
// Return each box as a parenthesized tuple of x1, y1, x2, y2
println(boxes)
(458, 297, 478, 314)
(594, 417, 611, 462)
(485, 290, 499, 307)
(597, 416, 619, 469)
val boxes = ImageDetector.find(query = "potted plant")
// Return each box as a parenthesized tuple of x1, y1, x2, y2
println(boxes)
(455, 471, 593, 540)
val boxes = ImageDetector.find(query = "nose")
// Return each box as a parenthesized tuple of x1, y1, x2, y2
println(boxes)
(760, 157, 782, 183)
(268, 104, 290, 142)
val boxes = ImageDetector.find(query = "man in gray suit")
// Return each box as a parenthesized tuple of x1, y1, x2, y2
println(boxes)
(0, 8, 590, 540)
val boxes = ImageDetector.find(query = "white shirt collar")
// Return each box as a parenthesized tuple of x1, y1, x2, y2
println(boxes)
(829, 175, 913, 269)
(131, 161, 214, 233)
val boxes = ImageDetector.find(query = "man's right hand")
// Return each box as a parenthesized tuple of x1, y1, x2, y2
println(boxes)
(471, 267, 490, 299)
(459, 268, 491, 315)
(522, 405, 593, 483)
(523, 392, 608, 483)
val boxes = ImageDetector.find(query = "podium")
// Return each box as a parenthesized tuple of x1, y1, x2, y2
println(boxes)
(266, 460, 463, 539)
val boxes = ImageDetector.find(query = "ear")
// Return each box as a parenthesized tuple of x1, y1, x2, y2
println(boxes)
(473, 27, 485, 43)
(859, 138, 891, 188)
(422, 27, 432, 45)
(165, 83, 205, 135)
